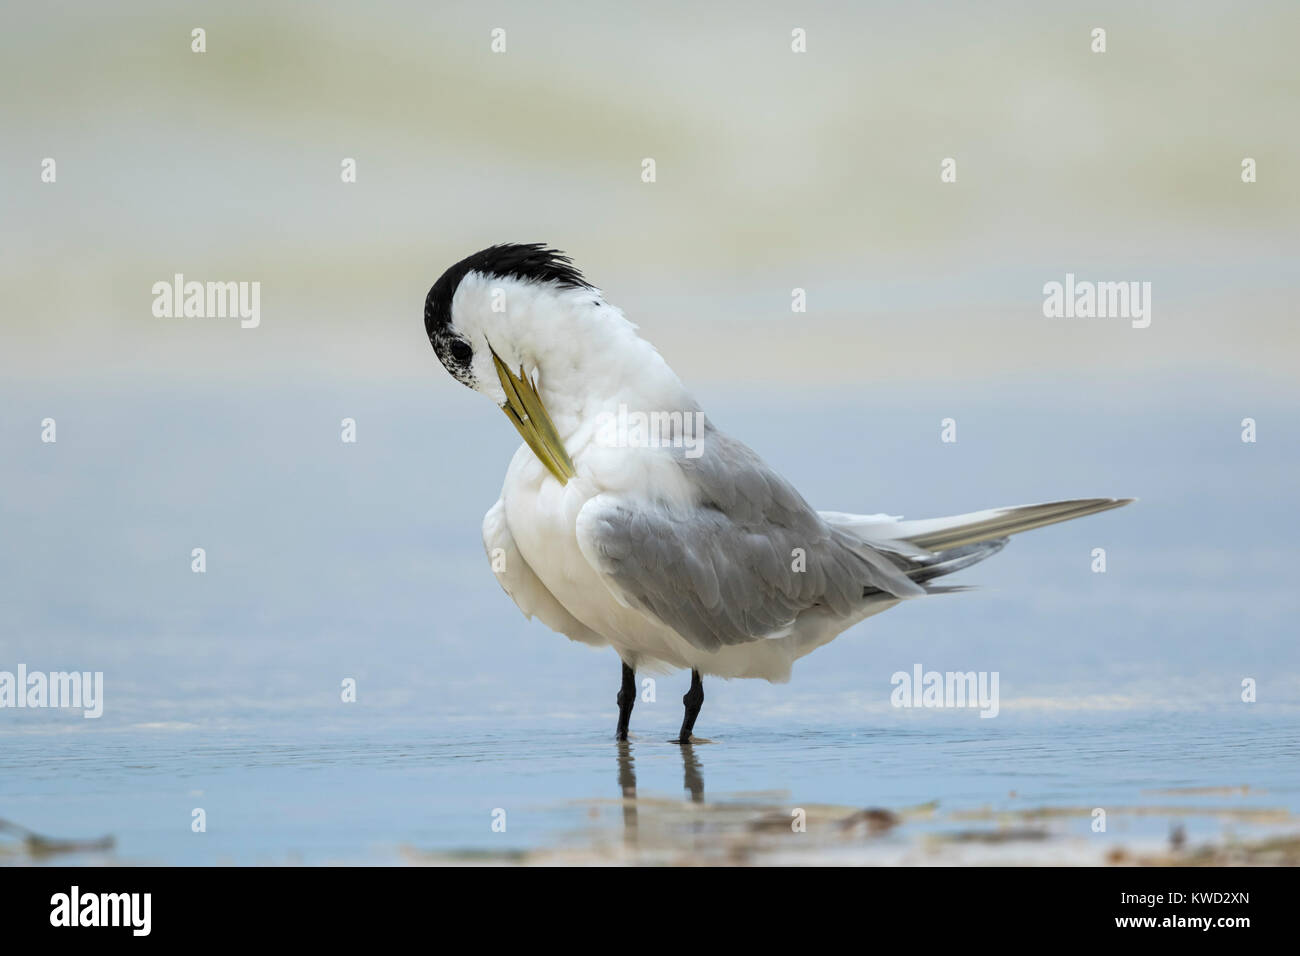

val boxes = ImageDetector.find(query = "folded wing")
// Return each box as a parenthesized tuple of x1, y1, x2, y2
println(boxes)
(575, 427, 923, 653)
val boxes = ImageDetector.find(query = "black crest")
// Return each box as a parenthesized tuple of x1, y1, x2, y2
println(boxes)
(423, 243, 591, 344)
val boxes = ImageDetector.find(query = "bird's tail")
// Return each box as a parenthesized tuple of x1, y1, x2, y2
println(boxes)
(827, 498, 1134, 595)
(906, 538, 1009, 583)
(892, 497, 1134, 552)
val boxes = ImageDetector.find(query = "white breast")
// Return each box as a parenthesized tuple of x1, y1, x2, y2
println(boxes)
(499, 442, 703, 672)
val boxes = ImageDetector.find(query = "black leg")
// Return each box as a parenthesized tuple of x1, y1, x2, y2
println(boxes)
(615, 661, 636, 740)
(672, 669, 704, 744)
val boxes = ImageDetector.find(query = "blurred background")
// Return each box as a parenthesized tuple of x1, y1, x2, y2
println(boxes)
(1, 1, 1297, 864)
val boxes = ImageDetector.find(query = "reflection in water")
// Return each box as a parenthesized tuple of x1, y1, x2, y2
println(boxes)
(616, 741, 637, 844)
(614, 741, 707, 843)
(681, 745, 704, 803)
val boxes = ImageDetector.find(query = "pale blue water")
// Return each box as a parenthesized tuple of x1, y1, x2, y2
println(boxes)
(2, 712, 1296, 865)
(1, 376, 1297, 863)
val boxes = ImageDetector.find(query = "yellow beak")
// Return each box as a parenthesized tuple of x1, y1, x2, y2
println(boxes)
(490, 347, 577, 485)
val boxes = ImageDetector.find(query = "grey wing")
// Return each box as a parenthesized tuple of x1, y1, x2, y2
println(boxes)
(483, 499, 608, 647)
(575, 423, 923, 653)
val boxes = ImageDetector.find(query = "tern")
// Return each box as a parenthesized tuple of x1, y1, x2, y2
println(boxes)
(424, 244, 1131, 743)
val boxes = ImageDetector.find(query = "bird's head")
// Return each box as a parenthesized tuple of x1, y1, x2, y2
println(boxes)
(424, 243, 599, 484)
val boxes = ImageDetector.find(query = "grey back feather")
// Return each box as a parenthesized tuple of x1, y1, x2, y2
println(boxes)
(580, 422, 924, 652)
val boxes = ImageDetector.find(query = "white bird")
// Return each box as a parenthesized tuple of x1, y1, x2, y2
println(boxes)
(425, 244, 1132, 743)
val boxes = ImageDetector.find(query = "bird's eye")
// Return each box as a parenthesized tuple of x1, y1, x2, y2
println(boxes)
(449, 339, 473, 365)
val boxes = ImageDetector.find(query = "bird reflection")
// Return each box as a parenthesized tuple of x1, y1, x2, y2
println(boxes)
(614, 740, 706, 842)
(616, 740, 637, 843)
(680, 744, 704, 803)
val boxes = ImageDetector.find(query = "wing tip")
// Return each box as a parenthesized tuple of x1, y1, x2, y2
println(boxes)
(1094, 496, 1137, 510)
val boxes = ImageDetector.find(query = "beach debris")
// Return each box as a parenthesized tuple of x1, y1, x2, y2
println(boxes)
(0, 817, 115, 859)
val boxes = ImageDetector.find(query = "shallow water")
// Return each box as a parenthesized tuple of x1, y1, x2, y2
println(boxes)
(3, 708, 1297, 865)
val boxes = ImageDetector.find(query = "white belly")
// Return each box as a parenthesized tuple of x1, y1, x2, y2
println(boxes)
(497, 446, 875, 682)
(501, 450, 699, 673)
